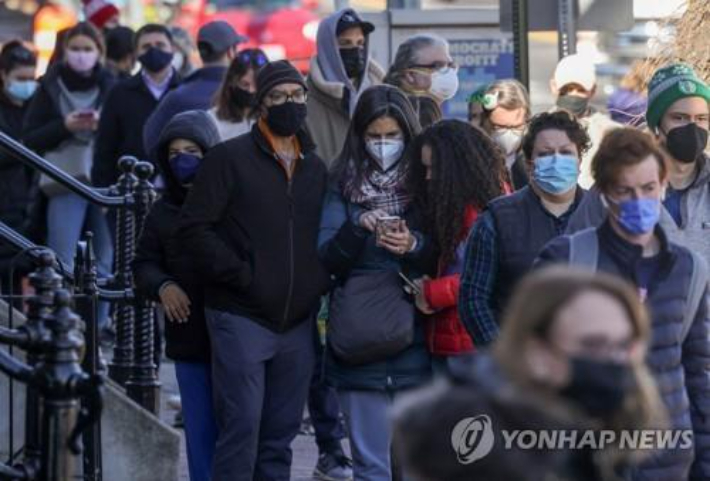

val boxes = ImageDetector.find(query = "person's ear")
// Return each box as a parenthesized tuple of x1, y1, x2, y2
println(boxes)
(550, 78, 559, 96)
(589, 85, 597, 98)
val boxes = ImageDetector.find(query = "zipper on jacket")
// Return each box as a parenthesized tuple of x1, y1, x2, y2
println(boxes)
(283, 178, 295, 327)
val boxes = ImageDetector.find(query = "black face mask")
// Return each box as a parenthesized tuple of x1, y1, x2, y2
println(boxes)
(266, 102, 307, 137)
(232, 87, 256, 110)
(560, 357, 634, 418)
(664, 122, 709, 164)
(139, 47, 174, 73)
(340, 47, 366, 79)
(556, 94, 590, 117)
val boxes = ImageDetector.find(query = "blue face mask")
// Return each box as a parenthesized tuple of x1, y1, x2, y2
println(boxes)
(6, 80, 38, 101)
(169, 153, 201, 184)
(606, 196, 660, 235)
(532, 154, 579, 195)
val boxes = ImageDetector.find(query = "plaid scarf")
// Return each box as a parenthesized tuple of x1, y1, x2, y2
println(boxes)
(343, 160, 411, 216)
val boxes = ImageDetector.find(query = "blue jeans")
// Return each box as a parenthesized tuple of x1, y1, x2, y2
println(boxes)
(338, 390, 398, 481)
(47, 192, 113, 328)
(175, 361, 218, 481)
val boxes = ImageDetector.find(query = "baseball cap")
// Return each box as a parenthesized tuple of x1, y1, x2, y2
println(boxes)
(554, 53, 596, 92)
(336, 10, 375, 36)
(197, 21, 247, 57)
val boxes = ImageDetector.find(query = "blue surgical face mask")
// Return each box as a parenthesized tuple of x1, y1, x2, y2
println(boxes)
(605, 196, 660, 235)
(169, 153, 202, 184)
(532, 153, 579, 195)
(6, 80, 38, 102)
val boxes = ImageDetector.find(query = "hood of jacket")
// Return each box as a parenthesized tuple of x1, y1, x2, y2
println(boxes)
(156, 109, 220, 205)
(693, 154, 710, 187)
(314, 8, 382, 114)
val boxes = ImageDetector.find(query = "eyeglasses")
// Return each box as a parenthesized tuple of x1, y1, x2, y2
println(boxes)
(409, 61, 458, 74)
(239, 50, 268, 67)
(267, 89, 307, 105)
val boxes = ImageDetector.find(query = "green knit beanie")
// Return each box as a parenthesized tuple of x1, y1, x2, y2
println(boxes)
(646, 63, 710, 130)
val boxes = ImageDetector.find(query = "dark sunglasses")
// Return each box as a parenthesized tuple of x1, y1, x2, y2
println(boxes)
(239, 50, 268, 67)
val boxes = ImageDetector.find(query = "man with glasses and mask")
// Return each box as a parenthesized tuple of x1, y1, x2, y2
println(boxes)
(551, 53, 618, 189)
(306, 8, 384, 166)
(178, 60, 330, 481)
(384, 34, 459, 111)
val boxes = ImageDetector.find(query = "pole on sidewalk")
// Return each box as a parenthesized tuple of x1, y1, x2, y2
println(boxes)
(512, 0, 530, 91)
(557, 0, 577, 58)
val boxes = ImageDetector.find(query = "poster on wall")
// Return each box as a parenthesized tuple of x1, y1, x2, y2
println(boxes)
(443, 36, 515, 120)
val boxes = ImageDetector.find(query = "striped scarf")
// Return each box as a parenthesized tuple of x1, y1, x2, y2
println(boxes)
(344, 160, 411, 216)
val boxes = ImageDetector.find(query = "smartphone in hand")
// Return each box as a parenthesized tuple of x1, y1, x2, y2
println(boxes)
(375, 215, 402, 246)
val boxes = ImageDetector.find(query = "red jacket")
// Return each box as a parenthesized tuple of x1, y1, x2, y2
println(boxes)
(423, 206, 480, 356)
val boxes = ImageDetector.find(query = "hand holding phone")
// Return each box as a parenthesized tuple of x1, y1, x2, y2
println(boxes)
(376, 216, 402, 246)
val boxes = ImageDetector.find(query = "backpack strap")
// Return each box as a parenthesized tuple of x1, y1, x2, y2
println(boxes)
(681, 251, 709, 342)
(567, 227, 599, 271)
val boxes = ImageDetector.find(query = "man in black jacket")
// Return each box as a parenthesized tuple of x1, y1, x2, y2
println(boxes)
(178, 60, 329, 481)
(93, 24, 180, 188)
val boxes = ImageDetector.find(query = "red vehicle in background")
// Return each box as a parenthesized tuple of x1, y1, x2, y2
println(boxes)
(175, 0, 321, 72)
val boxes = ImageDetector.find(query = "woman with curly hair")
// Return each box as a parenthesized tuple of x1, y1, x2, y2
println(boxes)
(458, 111, 591, 349)
(407, 119, 507, 369)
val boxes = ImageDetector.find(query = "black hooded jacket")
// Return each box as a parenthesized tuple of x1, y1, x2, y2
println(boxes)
(132, 110, 220, 362)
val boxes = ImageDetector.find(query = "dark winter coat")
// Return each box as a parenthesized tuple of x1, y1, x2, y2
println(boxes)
(537, 220, 710, 481)
(317, 185, 434, 391)
(92, 70, 181, 187)
(142, 66, 227, 159)
(133, 110, 220, 362)
(0, 93, 38, 272)
(22, 64, 114, 155)
(178, 124, 330, 333)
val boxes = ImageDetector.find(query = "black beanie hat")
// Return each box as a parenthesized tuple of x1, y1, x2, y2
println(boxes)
(256, 60, 307, 105)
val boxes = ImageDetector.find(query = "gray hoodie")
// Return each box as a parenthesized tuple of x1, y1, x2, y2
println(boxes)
(315, 8, 378, 114)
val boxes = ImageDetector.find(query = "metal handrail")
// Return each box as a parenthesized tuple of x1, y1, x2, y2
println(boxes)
(0, 130, 129, 208)
(0, 221, 133, 301)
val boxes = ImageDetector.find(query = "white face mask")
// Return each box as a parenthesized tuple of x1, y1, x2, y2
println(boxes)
(366, 138, 405, 171)
(492, 129, 523, 157)
(429, 68, 459, 101)
(172, 51, 185, 72)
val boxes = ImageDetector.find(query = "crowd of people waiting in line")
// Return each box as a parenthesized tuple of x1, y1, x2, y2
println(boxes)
(0, 2, 709, 480)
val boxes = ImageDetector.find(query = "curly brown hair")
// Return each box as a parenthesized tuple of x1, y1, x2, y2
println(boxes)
(521, 110, 591, 161)
(409, 120, 506, 266)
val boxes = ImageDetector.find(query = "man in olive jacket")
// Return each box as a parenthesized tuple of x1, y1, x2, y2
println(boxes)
(178, 60, 329, 481)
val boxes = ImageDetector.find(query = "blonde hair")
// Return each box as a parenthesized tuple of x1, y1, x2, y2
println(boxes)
(482, 79, 531, 120)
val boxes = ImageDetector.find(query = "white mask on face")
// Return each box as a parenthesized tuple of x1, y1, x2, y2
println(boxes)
(172, 51, 185, 72)
(429, 68, 459, 101)
(492, 128, 523, 157)
(366, 138, 405, 171)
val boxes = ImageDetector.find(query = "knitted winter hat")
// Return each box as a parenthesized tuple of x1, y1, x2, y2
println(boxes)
(646, 63, 710, 130)
(256, 60, 307, 105)
(82, 0, 119, 29)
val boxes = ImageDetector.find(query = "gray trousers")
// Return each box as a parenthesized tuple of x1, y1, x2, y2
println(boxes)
(206, 309, 315, 481)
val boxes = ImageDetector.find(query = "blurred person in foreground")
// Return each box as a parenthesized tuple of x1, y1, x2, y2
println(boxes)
(537, 127, 710, 480)
(606, 60, 648, 127)
(394, 267, 666, 481)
